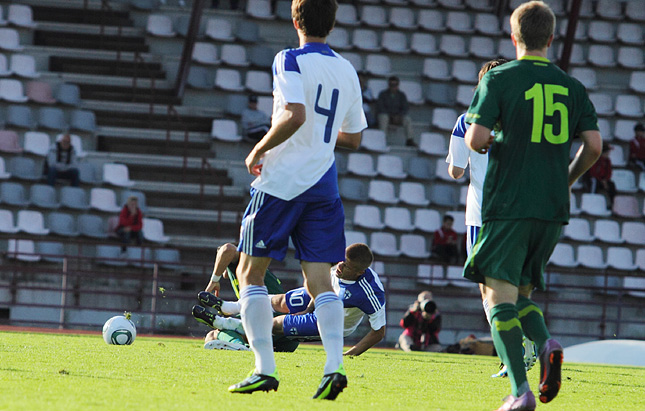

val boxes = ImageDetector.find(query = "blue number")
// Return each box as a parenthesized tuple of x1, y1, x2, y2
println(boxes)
(314, 84, 339, 143)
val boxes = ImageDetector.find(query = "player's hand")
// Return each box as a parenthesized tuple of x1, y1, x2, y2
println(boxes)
(476, 134, 495, 154)
(205, 281, 221, 297)
(245, 149, 264, 176)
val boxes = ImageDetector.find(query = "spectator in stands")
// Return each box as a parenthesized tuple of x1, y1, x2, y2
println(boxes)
(432, 215, 459, 264)
(376, 76, 416, 147)
(46, 134, 80, 187)
(628, 122, 645, 171)
(241, 94, 271, 143)
(358, 71, 376, 128)
(116, 196, 144, 252)
(583, 142, 616, 207)
(397, 290, 442, 352)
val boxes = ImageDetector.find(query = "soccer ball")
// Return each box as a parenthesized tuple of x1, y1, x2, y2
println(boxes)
(102, 315, 136, 345)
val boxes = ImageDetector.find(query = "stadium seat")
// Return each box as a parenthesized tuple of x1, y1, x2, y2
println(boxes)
(353, 204, 385, 229)
(174, 14, 201, 37)
(120, 190, 148, 213)
(17, 210, 49, 235)
(381, 31, 410, 54)
(7, 5, 36, 28)
(126, 246, 154, 268)
(615, 95, 643, 118)
(439, 0, 466, 9)
(595, 0, 623, 20)
(637, 250, 645, 271)
(0, 131, 22, 153)
(335, 4, 359, 26)
(90, 188, 121, 213)
(399, 182, 430, 206)
(7, 239, 40, 262)
(368, 180, 399, 204)
(577, 245, 607, 269)
(23, 131, 50, 157)
(580, 193, 611, 217)
(474, 13, 501, 36)
(96, 245, 127, 267)
(432, 107, 458, 131)
(235, 21, 261, 43)
(587, 21, 616, 43)
(71, 109, 96, 133)
(367, 78, 387, 96)
(445, 210, 466, 234)
(389, 8, 417, 30)
(607, 247, 636, 271)
(413, 209, 441, 233)
(446, 11, 474, 33)
(570, 67, 598, 90)
(451, 59, 478, 84)
(435, 160, 459, 182)
(407, 157, 435, 180)
(30, 184, 59, 209)
(347, 153, 377, 177)
(466, 0, 494, 11)
(352, 29, 380, 51)
(142, 217, 170, 243)
(446, 265, 475, 288)
(456, 84, 475, 107)
(624, 276, 645, 298)
(220, 44, 249, 67)
(327, 28, 351, 50)
(426, 82, 456, 106)
(497, 39, 517, 60)
(248, 45, 274, 69)
(0, 157, 10, 179)
(26, 81, 56, 104)
(78, 214, 108, 239)
(588, 93, 614, 116)
(47, 212, 79, 237)
(0, 5, 7, 26)
(130, 0, 161, 10)
(621, 222, 645, 245)
(37, 241, 65, 263)
(211, 119, 241, 142)
(430, 184, 458, 207)
(411, 0, 438, 6)
(558, 18, 587, 41)
(612, 119, 637, 142)
(0, 209, 18, 233)
(246, 0, 275, 19)
(9, 157, 40, 181)
(146, 14, 176, 37)
(186, 66, 212, 90)
(376, 155, 407, 179)
(245, 70, 272, 94)
(274, 0, 291, 20)
(214, 69, 244, 91)
(1, 181, 28, 206)
(339, 178, 367, 202)
(596, 118, 612, 142)
(422, 58, 451, 81)
(205, 18, 234, 41)
(55, 83, 81, 106)
(60, 186, 90, 210)
(225, 94, 247, 117)
(400, 80, 424, 105)
(345, 230, 367, 246)
(335, 152, 348, 175)
(11, 54, 39, 78)
(549, 243, 578, 267)
(102, 163, 135, 188)
(411, 33, 439, 56)
(0, 28, 24, 51)
(77, 162, 100, 185)
(418, 10, 445, 32)
(625, 1, 645, 21)
(369, 232, 401, 257)
(468, 36, 496, 59)
(593, 219, 623, 244)
(0, 79, 28, 102)
(155, 248, 181, 269)
(0, 54, 11, 76)
(360, 129, 389, 153)
(38, 107, 67, 130)
(361, 5, 388, 28)
(563, 218, 593, 242)
(417, 264, 449, 286)
(439, 34, 467, 57)
(612, 169, 637, 193)
(617, 47, 644, 69)
(384, 207, 414, 231)
(607, 144, 626, 167)
(612, 195, 641, 218)
(629, 72, 645, 94)
(400, 234, 431, 258)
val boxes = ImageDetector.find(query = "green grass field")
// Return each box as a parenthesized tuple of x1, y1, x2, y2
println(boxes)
(1, 331, 643, 411)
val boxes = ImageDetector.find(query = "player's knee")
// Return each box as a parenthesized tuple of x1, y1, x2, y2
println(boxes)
(272, 317, 285, 336)
(518, 284, 533, 298)
(205, 330, 218, 342)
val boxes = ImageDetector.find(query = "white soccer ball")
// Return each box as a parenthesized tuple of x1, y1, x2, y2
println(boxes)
(102, 315, 136, 345)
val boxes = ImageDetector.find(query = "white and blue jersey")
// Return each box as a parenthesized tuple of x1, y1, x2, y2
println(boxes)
(283, 266, 386, 337)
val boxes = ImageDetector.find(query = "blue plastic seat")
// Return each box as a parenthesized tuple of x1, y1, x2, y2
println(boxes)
(37, 241, 65, 263)
(1, 181, 29, 206)
(8, 157, 40, 181)
(78, 214, 108, 239)
(38, 107, 67, 130)
(155, 248, 181, 269)
(47, 212, 80, 237)
(96, 245, 127, 266)
(6, 105, 34, 128)
(77, 162, 101, 185)
(70, 109, 96, 132)
(60, 186, 90, 210)
(54, 83, 81, 106)
(30, 184, 60, 209)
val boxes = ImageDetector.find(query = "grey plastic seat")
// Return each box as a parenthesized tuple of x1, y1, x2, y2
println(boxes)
(60, 186, 90, 210)
(275, 0, 291, 20)
(235, 21, 260, 43)
(1, 181, 28, 206)
(430, 184, 458, 207)
(339, 178, 367, 202)
(6, 105, 34, 128)
(120, 189, 148, 213)
(126, 246, 153, 268)
(407, 157, 435, 180)
(55, 83, 81, 106)
(38, 107, 67, 130)
(225, 94, 247, 117)
(78, 162, 101, 185)
(249, 45, 274, 69)
(96, 245, 127, 266)
(155, 248, 181, 269)
(70, 110, 96, 132)
(8, 157, 40, 181)
(78, 214, 108, 239)
(187, 66, 213, 89)
(48, 212, 80, 237)
(37, 241, 65, 263)
(30, 184, 59, 209)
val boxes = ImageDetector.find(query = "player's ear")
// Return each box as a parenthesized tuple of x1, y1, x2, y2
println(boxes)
(510, 33, 517, 47)
(546, 33, 554, 48)
(293, 18, 300, 31)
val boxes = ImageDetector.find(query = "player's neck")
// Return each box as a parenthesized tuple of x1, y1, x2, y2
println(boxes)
(516, 47, 548, 60)
(298, 32, 326, 46)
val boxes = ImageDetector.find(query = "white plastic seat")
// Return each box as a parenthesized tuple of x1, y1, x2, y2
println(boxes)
(352, 29, 380, 51)
(336, 4, 359, 26)
(411, 33, 439, 56)
(359, 129, 389, 153)
(192, 42, 219, 65)
(625, 1, 645, 22)
(418, 132, 448, 156)
(629, 72, 645, 94)
(588, 93, 614, 116)
(205, 18, 234, 41)
(90, 188, 121, 212)
(368, 180, 399, 204)
(361, 5, 388, 28)
(617, 46, 645, 69)
(498, 39, 517, 60)
(399, 80, 424, 105)
(622, 222, 645, 245)
(570, 67, 598, 90)
(142, 217, 170, 243)
(422, 58, 451, 81)
(468, 36, 496, 59)
(347, 153, 377, 177)
(417, 264, 449, 286)
(385, 207, 414, 231)
(473, 13, 501, 36)
(399, 182, 429, 206)
(0, 28, 23, 51)
(211, 119, 242, 142)
(580, 193, 611, 216)
(220, 44, 249, 67)
(587, 21, 616, 43)
(60, 186, 89, 210)
(381, 31, 410, 54)
(17, 210, 49, 235)
(0, 158, 10, 179)
(10, 54, 39, 78)
(146, 14, 176, 37)
(624, 277, 645, 298)
(389, 8, 417, 30)
(593, 219, 623, 244)
(612, 169, 637, 193)
(414, 209, 441, 233)
(0, 209, 18, 233)
(563, 218, 593, 242)
(446, 11, 473, 33)
(418, 10, 445, 32)
(435, 160, 459, 182)
(7, 239, 40, 262)
(614, 119, 638, 142)
(407, 157, 435, 180)
(615, 95, 643, 118)
(102, 163, 135, 187)
(466, 0, 493, 11)
(345, 230, 368, 246)
(365, 54, 392, 77)
(576, 245, 607, 269)
(548, 243, 578, 267)
(439, 34, 467, 57)
(245, 70, 272, 94)
(353, 204, 385, 229)
(558, 18, 587, 41)
(376, 154, 407, 179)
(612, 195, 641, 218)
(446, 265, 476, 288)
(400, 234, 430, 258)
(570, 193, 581, 216)
(606, 247, 636, 271)
(327, 28, 351, 50)
(456, 84, 475, 107)
(7, 5, 36, 28)
(431, 184, 458, 207)
(23, 131, 50, 156)
(369, 232, 401, 257)
(608, 145, 627, 167)
(595, 0, 624, 20)
(340, 178, 367, 202)
(451, 59, 478, 84)
(588, 45, 616, 68)
(246, 0, 275, 19)
(432, 107, 458, 131)
(214, 69, 244, 91)
(0, 79, 28, 102)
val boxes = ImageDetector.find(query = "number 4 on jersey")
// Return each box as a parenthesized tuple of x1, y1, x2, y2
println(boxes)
(314, 84, 339, 143)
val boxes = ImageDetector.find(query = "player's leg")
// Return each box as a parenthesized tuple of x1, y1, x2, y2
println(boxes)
(204, 329, 250, 351)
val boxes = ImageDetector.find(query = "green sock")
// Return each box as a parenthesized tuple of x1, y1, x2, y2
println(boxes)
(490, 303, 528, 397)
(516, 295, 551, 354)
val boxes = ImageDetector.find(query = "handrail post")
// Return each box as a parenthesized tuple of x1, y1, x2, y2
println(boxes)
(151, 263, 159, 334)
(174, 0, 206, 98)
(59, 257, 68, 330)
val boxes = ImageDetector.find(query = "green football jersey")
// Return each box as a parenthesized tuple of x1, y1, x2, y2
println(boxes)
(465, 56, 598, 223)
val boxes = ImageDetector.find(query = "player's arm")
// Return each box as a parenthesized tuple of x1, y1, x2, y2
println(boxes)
(205, 243, 239, 296)
(448, 164, 465, 179)
(336, 131, 362, 150)
(245, 103, 306, 174)
(568, 129, 602, 187)
(465, 123, 494, 154)
(343, 326, 385, 356)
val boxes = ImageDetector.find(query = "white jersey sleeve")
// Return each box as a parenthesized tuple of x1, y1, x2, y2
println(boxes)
(446, 113, 471, 169)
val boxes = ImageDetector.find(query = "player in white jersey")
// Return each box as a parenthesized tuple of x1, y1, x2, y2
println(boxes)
(231, 0, 367, 400)
(446, 58, 536, 379)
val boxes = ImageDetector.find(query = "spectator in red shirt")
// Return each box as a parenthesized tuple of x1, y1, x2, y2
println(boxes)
(583, 142, 616, 207)
(397, 291, 442, 352)
(432, 215, 459, 264)
(117, 196, 143, 252)
(628, 122, 645, 171)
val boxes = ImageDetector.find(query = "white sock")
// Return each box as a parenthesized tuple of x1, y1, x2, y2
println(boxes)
(483, 298, 491, 325)
(314, 292, 344, 375)
(213, 316, 245, 335)
(221, 300, 241, 316)
(240, 285, 275, 375)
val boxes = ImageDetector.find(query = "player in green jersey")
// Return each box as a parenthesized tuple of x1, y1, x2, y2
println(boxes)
(463, 2, 602, 410)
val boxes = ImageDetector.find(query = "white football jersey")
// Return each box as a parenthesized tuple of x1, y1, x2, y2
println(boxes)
(445, 113, 488, 227)
(251, 42, 367, 201)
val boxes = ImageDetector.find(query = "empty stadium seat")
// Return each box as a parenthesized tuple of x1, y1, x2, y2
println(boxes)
(235, 21, 261, 43)
(474, 13, 501, 35)
(400, 234, 431, 258)
(417, 264, 449, 286)
(399, 182, 430, 206)
(456, 84, 475, 107)
(336, 4, 359, 26)
(220, 44, 249, 67)
(352, 29, 380, 51)
(7, 239, 39, 262)
(422, 58, 452, 81)
(615, 95, 644, 118)
(407, 157, 435, 180)
(418, 10, 445, 31)
(413, 208, 441, 233)
(9, 157, 40, 181)
(37, 241, 65, 263)
(361, 5, 388, 28)
(23, 131, 50, 157)
(96, 245, 127, 266)
(606, 247, 636, 271)
(205, 18, 234, 41)
(446, 11, 474, 33)
(26, 81, 56, 104)
(245, 70, 272, 94)
(78, 214, 108, 239)
(126, 246, 154, 268)
(38, 107, 67, 130)
(595, 0, 623, 20)
(430, 184, 458, 207)
(384, 207, 414, 231)
(0, 28, 24, 51)
(381, 31, 410, 55)
(563, 218, 593, 242)
(0, 209, 18, 233)
(347, 153, 378, 177)
(588, 21, 616, 43)
(389, 8, 417, 30)
(376, 155, 407, 179)
(0, 130, 23, 153)
(17, 210, 49, 235)
(580, 193, 611, 216)
(629, 72, 645, 94)
(549, 243, 579, 267)
(327, 27, 351, 50)
(90, 188, 121, 213)
(636, 250, 645, 271)
(588, 93, 614, 116)
(211, 119, 242, 142)
(593, 219, 623, 244)
(48, 212, 79, 237)
(617, 47, 644, 69)
(246, 0, 275, 19)
(142, 217, 170, 243)
(7, 5, 36, 28)
(0, 54, 11, 77)
(439, 34, 467, 57)
(622, 222, 645, 245)
(468, 36, 496, 59)
(30, 184, 59, 209)
(432, 107, 458, 131)
(77, 162, 100, 185)
(214, 69, 244, 91)
(0, 157, 10, 179)
(451, 59, 478, 84)
(155, 248, 181, 269)
(339, 178, 367, 202)
(570, 67, 598, 90)
(368, 180, 398, 204)
(60, 186, 90, 210)
(353, 204, 385, 229)
(0, 79, 28, 102)
(55, 83, 81, 106)
(369, 232, 401, 257)
(187, 66, 213, 89)
(11, 54, 39, 78)
(411, 33, 439, 56)
(360, 129, 389, 153)
(1, 181, 28, 206)
(345, 230, 368, 246)
(103, 163, 135, 187)
(612, 169, 637, 193)
(612, 195, 641, 218)
(146, 14, 176, 37)
(577, 245, 607, 269)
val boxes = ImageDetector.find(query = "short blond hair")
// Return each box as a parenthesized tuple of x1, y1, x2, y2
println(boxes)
(510, 1, 555, 51)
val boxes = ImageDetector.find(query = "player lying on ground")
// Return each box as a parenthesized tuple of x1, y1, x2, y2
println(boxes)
(193, 243, 386, 357)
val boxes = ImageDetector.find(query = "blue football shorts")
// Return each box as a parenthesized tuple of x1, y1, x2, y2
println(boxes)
(238, 189, 346, 263)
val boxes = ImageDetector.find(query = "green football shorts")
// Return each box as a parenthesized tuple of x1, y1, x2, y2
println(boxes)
(463, 219, 562, 291)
